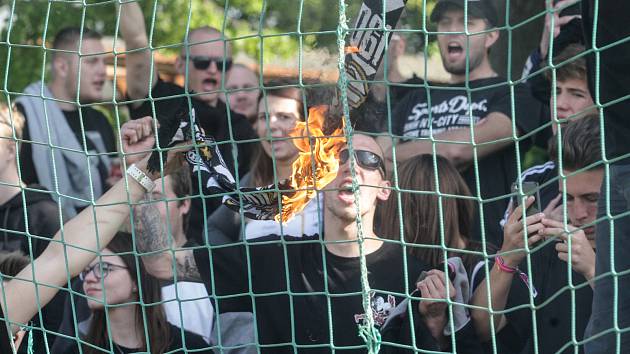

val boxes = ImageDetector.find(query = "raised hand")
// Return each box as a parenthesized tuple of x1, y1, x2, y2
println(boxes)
(541, 218, 596, 284)
(539, 0, 581, 59)
(500, 196, 545, 267)
(121, 116, 156, 166)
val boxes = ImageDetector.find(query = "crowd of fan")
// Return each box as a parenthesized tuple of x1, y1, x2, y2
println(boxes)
(1, 0, 629, 353)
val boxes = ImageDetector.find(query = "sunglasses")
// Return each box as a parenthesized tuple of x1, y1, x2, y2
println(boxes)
(181, 56, 233, 71)
(339, 149, 386, 177)
(80, 262, 128, 281)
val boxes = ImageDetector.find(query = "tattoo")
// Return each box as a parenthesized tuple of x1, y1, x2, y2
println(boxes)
(134, 198, 169, 254)
(134, 196, 200, 281)
(177, 251, 201, 281)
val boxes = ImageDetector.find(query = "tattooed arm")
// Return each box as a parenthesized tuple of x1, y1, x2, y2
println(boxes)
(134, 198, 201, 281)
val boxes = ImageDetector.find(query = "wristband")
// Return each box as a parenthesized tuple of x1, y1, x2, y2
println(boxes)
(496, 256, 538, 298)
(126, 164, 155, 192)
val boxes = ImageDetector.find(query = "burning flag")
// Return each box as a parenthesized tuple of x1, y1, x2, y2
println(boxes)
(276, 105, 346, 222)
(173, 106, 345, 223)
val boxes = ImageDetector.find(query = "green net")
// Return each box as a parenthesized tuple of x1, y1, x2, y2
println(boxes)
(1, 0, 629, 353)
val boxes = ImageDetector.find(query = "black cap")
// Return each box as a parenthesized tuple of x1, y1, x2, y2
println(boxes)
(430, 0, 499, 27)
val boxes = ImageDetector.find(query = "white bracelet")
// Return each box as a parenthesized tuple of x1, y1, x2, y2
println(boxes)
(126, 164, 155, 192)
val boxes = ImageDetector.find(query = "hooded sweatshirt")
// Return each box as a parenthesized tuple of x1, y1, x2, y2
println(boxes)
(0, 184, 62, 258)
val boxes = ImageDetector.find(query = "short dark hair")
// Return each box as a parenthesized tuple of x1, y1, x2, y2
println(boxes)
(549, 114, 601, 171)
(545, 43, 587, 83)
(257, 78, 306, 121)
(169, 166, 192, 201)
(51, 26, 102, 58)
(168, 167, 191, 233)
(0, 251, 30, 277)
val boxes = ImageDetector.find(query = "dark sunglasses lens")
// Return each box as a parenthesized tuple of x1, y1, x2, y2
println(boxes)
(191, 58, 233, 71)
(355, 151, 380, 168)
(339, 150, 350, 164)
(192, 58, 211, 70)
(223, 59, 233, 71)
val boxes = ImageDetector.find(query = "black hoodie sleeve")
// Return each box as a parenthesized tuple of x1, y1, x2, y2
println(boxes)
(25, 197, 62, 258)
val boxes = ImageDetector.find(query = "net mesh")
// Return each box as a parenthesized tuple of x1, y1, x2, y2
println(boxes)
(0, 0, 627, 353)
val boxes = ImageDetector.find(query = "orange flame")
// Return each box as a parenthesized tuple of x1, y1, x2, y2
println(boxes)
(345, 45, 360, 54)
(276, 105, 346, 223)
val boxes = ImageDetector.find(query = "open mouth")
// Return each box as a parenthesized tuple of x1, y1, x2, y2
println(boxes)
(337, 179, 357, 201)
(201, 78, 218, 92)
(447, 43, 464, 56)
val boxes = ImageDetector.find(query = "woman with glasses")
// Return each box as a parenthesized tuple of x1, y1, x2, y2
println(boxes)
(207, 80, 322, 242)
(0, 115, 164, 353)
(69, 233, 209, 354)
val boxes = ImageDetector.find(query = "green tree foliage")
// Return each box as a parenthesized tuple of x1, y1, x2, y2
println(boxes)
(1, 0, 438, 95)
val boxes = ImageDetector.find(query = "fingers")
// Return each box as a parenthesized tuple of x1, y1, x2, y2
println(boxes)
(554, 0, 581, 11)
(557, 251, 569, 263)
(122, 117, 154, 145)
(525, 221, 545, 237)
(508, 196, 537, 224)
(557, 14, 581, 26)
(419, 272, 445, 299)
(527, 234, 542, 247)
(555, 241, 569, 253)
(541, 219, 577, 235)
(543, 194, 562, 214)
(548, 0, 579, 13)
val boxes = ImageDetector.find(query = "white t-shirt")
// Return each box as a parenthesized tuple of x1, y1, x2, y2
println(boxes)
(161, 281, 214, 343)
(244, 197, 323, 240)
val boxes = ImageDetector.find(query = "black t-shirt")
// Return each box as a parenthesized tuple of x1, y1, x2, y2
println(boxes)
(65, 324, 211, 354)
(472, 242, 593, 354)
(110, 324, 211, 354)
(583, 1, 630, 160)
(16, 104, 116, 195)
(193, 236, 439, 353)
(128, 78, 257, 244)
(392, 77, 541, 247)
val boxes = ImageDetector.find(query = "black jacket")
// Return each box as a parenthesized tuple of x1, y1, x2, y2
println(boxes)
(0, 184, 62, 258)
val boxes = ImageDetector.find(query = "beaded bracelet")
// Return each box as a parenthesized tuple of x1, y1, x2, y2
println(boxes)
(496, 255, 538, 298)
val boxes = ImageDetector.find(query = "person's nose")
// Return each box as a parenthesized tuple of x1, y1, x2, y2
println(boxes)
(555, 93, 572, 118)
(572, 199, 589, 224)
(207, 60, 219, 74)
(83, 268, 98, 283)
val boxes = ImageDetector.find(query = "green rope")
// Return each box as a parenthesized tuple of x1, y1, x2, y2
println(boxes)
(335, 1, 381, 352)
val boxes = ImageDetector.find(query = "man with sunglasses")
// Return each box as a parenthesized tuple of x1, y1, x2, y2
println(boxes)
(134, 133, 479, 353)
(119, 2, 257, 243)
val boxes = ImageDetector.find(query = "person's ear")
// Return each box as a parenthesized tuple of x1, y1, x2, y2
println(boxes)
(376, 180, 391, 202)
(179, 198, 191, 216)
(174, 55, 185, 75)
(52, 56, 69, 79)
(485, 28, 499, 50)
(4, 142, 16, 161)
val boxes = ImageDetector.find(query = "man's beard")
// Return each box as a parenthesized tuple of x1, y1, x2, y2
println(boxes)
(442, 49, 484, 76)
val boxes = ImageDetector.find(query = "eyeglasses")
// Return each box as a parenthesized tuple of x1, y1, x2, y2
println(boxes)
(80, 262, 128, 281)
(339, 149, 386, 177)
(181, 55, 233, 71)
